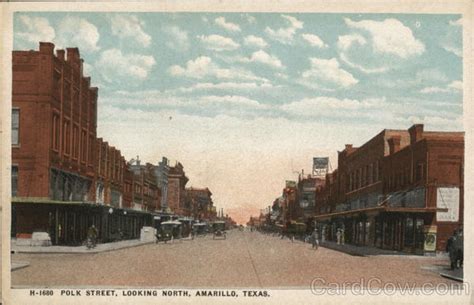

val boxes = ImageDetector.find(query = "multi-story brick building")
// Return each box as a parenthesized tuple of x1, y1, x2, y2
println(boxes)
(11, 43, 151, 244)
(313, 124, 463, 254)
(185, 187, 214, 220)
(167, 162, 188, 215)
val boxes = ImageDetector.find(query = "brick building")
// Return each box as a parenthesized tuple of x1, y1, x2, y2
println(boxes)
(11, 43, 151, 244)
(167, 162, 188, 215)
(314, 124, 463, 254)
(185, 187, 214, 220)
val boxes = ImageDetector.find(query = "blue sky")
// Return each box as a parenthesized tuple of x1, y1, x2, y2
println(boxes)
(14, 12, 463, 222)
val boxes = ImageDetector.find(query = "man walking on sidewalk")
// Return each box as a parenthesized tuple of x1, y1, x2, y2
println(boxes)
(311, 228, 319, 250)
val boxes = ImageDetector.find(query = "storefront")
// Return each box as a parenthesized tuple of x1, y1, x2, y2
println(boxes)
(314, 206, 440, 255)
(12, 198, 153, 245)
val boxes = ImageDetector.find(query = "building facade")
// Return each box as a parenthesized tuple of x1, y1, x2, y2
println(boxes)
(313, 124, 463, 254)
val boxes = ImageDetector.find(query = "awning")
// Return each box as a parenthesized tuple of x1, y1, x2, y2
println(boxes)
(313, 206, 445, 220)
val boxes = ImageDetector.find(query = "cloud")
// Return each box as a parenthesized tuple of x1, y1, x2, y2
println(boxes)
(198, 34, 240, 51)
(344, 18, 425, 58)
(243, 35, 268, 48)
(299, 57, 358, 89)
(110, 14, 151, 47)
(265, 14, 303, 44)
(242, 14, 256, 24)
(420, 80, 462, 94)
(449, 18, 462, 27)
(338, 18, 424, 73)
(442, 18, 462, 57)
(301, 34, 328, 48)
(197, 95, 269, 110)
(228, 50, 283, 69)
(17, 16, 55, 46)
(55, 16, 100, 52)
(215, 17, 241, 32)
(177, 82, 275, 92)
(168, 56, 268, 83)
(96, 49, 156, 81)
(281, 96, 384, 117)
(164, 26, 189, 51)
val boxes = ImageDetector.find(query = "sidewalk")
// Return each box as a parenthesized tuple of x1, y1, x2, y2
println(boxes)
(11, 261, 30, 271)
(11, 238, 156, 254)
(320, 240, 429, 257)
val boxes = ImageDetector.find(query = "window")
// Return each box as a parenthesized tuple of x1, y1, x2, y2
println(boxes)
(416, 163, 425, 181)
(63, 120, 70, 155)
(81, 130, 87, 163)
(12, 109, 19, 145)
(12, 166, 18, 197)
(52, 114, 60, 151)
(72, 125, 79, 159)
(88, 135, 94, 166)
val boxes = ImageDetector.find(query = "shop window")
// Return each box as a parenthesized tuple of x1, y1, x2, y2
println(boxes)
(12, 108, 20, 145)
(11, 166, 18, 197)
(404, 217, 414, 247)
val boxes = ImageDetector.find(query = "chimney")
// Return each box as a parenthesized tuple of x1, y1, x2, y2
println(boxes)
(56, 49, 65, 61)
(39, 42, 55, 54)
(388, 136, 401, 155)
(345, 144, 353, 150)
(66, 47, 80, 63)
(408, 124, 424, 145)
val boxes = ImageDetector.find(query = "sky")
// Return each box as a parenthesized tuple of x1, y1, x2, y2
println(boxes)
(14, 12, 463, 224)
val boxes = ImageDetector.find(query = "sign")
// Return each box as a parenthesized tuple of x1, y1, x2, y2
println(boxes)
(436, 187, 460, 222)
(423, 225, 437, 252)
(313, 157, 329, 177)
(313, 157, 329, 169)
(285, 180, 296, 188)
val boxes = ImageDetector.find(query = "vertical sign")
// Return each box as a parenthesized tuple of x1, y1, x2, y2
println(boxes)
(436, 187, 460, 222)
(313, 157, 329, 177)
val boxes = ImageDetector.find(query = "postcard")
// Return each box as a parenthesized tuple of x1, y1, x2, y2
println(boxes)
(1, 1, 473, 304)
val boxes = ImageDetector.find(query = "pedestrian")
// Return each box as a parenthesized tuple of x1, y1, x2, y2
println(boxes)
(87, 225, 98, 248)
(311, 228, 319, 250)
(336, 229, 341, 245)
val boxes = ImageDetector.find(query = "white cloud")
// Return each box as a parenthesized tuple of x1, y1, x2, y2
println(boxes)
(168, 56, 268, 83)
(178, 82, 274, 92)
(344, 18, 425, 58)
(280, 96, 385, 118)
(449, 18, 462, 27)
(265, 14, 303, 44)
(337, 34, 366, 50)
(243, 35, 268, 48)
(215, 17, 241, 32)
(300, 57, 358, 89)
(17, 16, 55, 46)
(97, 49, 156, 81)
(232, 50, 284, 69)
(301, 34, 328, 48)
(242, 14, 256, 24)
(56, 16, 100, 52)
(197, 95, 269, 110)
(198, 34, 240, 51)
(448, 80, 463, 91)
(420, 80, 462, 94)
(110, 14, 151, 47)
(164, 26, 189, 51)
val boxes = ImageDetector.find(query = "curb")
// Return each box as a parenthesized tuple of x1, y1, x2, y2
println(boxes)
(11, 241, 156, 255)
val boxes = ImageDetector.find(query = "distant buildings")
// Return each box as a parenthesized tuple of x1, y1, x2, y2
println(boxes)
(11, 42, 223, 245)
(253, 124, 464, 255)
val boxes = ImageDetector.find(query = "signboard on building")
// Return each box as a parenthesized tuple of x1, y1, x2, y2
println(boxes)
(423, 225, 437, 252)
(285, 180, 296, 188)
(313, 157, 329, 177)
(436, 187, 460, 222)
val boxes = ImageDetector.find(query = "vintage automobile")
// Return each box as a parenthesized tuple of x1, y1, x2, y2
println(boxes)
(282, 221, 307, 241)
(191, 222, 208, 239)
(156, 221, 182, 243)
(211, 221, 227, 240)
